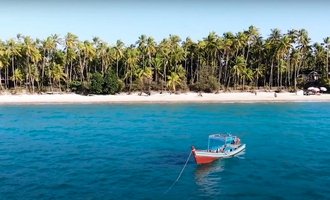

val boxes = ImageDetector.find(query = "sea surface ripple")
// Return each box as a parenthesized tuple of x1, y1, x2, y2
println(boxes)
(1, 103, 330, 199)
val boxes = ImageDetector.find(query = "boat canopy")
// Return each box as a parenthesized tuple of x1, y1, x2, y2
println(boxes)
(208, 134, 237, 150)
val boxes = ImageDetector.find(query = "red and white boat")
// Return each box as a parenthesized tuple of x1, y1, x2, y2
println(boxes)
(192, 134, 246, 164)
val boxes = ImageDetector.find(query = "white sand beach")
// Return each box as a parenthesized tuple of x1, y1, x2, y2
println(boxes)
(1, 91, 330, 104)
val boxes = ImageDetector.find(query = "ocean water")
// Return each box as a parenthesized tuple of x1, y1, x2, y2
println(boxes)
(1, 103, 330, 200)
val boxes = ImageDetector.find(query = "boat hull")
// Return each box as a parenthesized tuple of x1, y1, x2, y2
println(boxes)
(193, 153, 220, 164)
(192, 144, 246, 164)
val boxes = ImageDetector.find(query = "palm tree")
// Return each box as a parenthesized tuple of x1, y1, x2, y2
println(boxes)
(254, 65, 265, 88)
(222, 32, 235, 88)
(78, 40, 96, 82)
(146, 36, 157, 67)
(158, 38, 171, 92)
(136, 34, 147, 69)
(0, 41, 6, 90)
(94, 38, 111, 75)
(182, 37, 197, 84)
(42, 34, 60, 89)
(50, 63, 66, 91)
(65, 33, 78, 83)
(114, 40, 124, 77)
(196, 40, 206, 83)
(232, 56, 246, 90)
(277, 35, 292, 88)
(124, 47, 139, 92)
(313, 43, 326, 76)
(11, 68, 24, 88)
(233, 32, 248, 57)
(267, 28, 282, 89)
(245, 25, 259, 63)
(5, 38, 21, 89)
(204, 32, 219, 67)
(152, 56, 163, 84)
(0, 40, 9, 89)
(167, 72, 181, 93)
(297, 29, 311, 74)
(136, 67, 153, 95)
(168, 35, 183, 72)
(243, 68, 254, 89)
(323, 37, 330, 79)
(22, 36, 41, 93)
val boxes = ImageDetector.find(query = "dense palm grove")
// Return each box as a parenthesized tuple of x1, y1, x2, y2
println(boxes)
(0, 26, 329, 94)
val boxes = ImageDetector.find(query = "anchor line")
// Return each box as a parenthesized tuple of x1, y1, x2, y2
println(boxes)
(164, 150, 192, 194)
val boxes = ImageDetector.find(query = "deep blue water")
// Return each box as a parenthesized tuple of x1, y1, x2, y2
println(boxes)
(1, 103, 330, 200)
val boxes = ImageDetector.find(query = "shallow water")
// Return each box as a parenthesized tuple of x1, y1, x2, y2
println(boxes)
(1, 103, 330, 199)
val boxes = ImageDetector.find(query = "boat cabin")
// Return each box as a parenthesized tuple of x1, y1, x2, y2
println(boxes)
(207, 134, 239, 152)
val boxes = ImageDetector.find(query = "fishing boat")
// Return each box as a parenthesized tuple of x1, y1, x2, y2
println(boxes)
(192, 134, 246, 164)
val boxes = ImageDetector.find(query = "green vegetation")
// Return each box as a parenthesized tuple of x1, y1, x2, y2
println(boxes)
(90, 72, 104, 94)
(0, 27, 329, 94)
(103, 69, 121, 95)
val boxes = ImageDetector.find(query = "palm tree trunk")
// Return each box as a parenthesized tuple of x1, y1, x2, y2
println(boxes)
(116, 59, 119, 78)
(242, 76, 245, 91)
(155, 69, 158, 83)
(31, 77, 35, 93)
(327, 50, 329, 79)
(50, 77, 53, 92)
(12, 57, 16, 89)
(270, 60, 274, 89)
(41, 56, 46, 88)
(233, 74, 236, 90)
(190, 55, 193, 84)
(280, 67, 283, 88)
(5, 66, 8, 89)
(276, 55, 280, 88)
(101, 57, 104, 75)
(294, 63, 297, 91)
(163, 61, 167, 92)
(218, 64, 222, 85)
(277, 62, 280, 88)
(27, 57, 31, 92)
(224, 53, 229, 87)
(218, 54, 222, 85)
(226, 77, 231, 89)
(130, 71, 133, 92)
(69, 60, 73, 82)
(0, 71, 3, 90)
(246, 44, 250, 64)
(287, 59, 291, 87)
(256, 75, 259, 89)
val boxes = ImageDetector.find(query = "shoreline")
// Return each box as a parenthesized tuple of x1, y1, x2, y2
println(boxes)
(1, 91, 330, 105)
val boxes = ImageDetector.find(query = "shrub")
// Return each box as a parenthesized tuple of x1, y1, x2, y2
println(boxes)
(69, 81, 89, 94)
(320, 78, 330, 87)
(69, 81, 82, 92)
(90, 72, 104, 94)
(192, 65, 220, 93)
(194, 75, 220, 93)
(103, 70, 121, 95)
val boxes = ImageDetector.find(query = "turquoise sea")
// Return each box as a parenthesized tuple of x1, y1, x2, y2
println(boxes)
(1, 103, 330, 199)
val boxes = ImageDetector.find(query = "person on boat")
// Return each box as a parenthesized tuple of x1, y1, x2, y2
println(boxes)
(220, 146, 225, 153)
(235, 137, 241, 144)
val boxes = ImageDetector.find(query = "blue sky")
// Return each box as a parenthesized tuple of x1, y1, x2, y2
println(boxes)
(0, 0, 329, 44)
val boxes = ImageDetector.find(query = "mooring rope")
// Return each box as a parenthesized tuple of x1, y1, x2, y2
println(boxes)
(164, 150, 192, 194)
